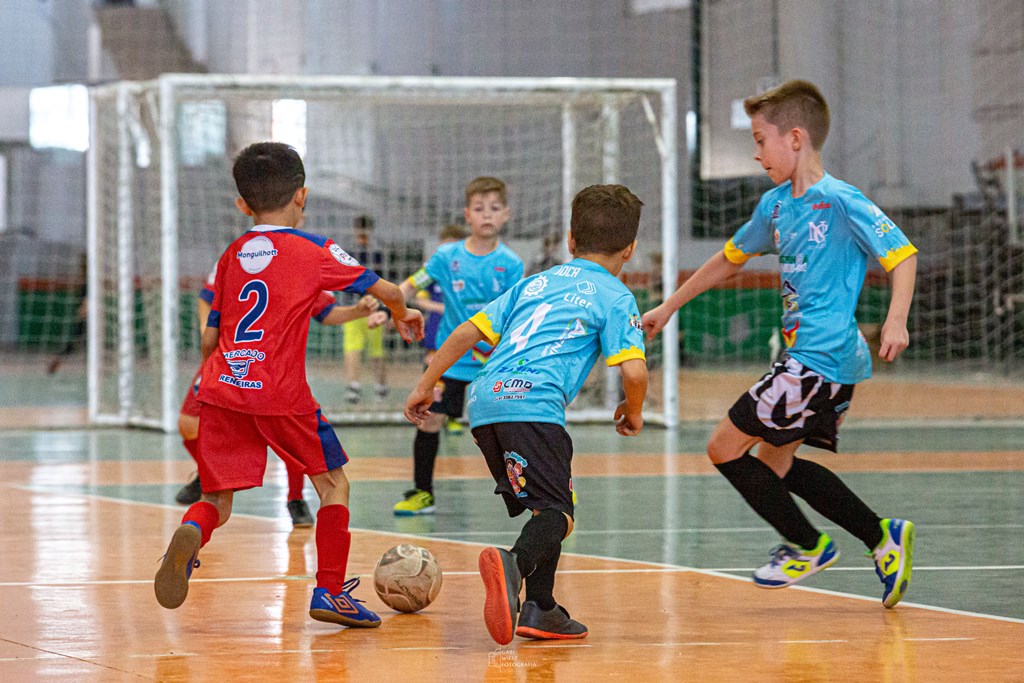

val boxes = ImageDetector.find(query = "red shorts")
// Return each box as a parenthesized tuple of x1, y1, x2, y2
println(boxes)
(180, 368, 203, 418)
(196, 404, 348, 492)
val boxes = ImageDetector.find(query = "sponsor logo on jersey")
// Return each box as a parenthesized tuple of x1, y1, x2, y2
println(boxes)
(505, 451, 528, 497)
(576, 280, 596, 296)
(494, 266, 506, 272)
(555, 265, 580, 278)
(217, 374, 264, 389)
(630, 314, 643, 331)
(779, 255, 807, 274)
(781, 320, 800, 347)
(452, 279, 465, 292)
(812, 202, 831, 210)
(237, 236, 278, 274)
(874, 220, 894, 238)
(496, 378, 533, 393)
(329, 243, 358, 266)
(782, 280, 800, 313)
(771, 202, 782, 220)
(807, 220, 828, 244)
(522, 275, 548, 298)
(542, 318, 587, 356)
(492, 380, 503, 393)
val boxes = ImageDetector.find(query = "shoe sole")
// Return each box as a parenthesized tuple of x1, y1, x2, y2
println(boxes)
(753, 548, 840, 589)
(883, 521, 915, 608)
(515, 625, 589, 640)
(291, 519, 315, 528)
(308, 608, 382, 628)
(479, 548, 519, 645)
(154, 524, 201, 609)
(393, 506, 436, 516)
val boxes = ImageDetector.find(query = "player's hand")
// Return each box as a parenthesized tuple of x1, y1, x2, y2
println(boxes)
(357, 295, 380, 317)
(404, 386, 434, 425)
(394, 309, 425, 343)
(366, 309, 388, 329)
(641, 305, 671, 342)
(614, 401, 643, 436)
(878, 321, 909, 362)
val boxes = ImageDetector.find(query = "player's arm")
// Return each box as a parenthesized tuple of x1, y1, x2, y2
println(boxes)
(200, 325, 218, 363)
(642, 250, 744, 340)
(367, 279, 423, 342)
(614, 358, 648, 436)
(320, 295, 379, 326)
(412, 290, 445, 314)
(879, 253, 917, 362)
(197, 298, 212, 336)
(404, 320, 486, 425)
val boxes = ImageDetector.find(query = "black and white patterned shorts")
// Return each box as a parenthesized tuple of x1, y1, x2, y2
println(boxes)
(728, 354, 855, 452)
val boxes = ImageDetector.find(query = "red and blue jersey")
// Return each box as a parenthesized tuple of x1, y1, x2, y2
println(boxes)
(200, 224, 379, 415)
(199, 262, 338, 321)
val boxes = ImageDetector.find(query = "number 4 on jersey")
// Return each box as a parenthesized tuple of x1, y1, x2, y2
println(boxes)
(508, 303, 552, 352)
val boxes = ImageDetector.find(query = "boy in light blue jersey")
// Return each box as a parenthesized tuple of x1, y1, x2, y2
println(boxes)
(405, 184, 648, 644)
(393, 177, 524, 515)
(644, 80, 916, 607)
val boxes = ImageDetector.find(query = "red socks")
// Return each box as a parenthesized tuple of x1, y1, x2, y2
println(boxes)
(285, 460, 305, 502)
(315, 504, 352, 594)
(182, 501, 219, 547)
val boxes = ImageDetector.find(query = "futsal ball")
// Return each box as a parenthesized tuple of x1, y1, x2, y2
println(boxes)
(373, 544, 443, 613)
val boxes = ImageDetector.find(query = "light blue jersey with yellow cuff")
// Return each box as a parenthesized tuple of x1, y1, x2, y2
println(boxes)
(465, 258, 646, 428)
(726, 172, 917, 384)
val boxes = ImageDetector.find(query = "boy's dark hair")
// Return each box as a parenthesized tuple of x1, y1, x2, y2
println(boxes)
(570, 184, 643, 255)
(439, 223, 468, 241)
(465, 176, 507, 206)
(743, 79, 830, 150)
(232, 142, 306, 212)
(354, 214, 375, 231)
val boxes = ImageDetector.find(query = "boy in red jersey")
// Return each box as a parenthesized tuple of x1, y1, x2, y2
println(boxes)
(155, 142, 423, 628)
(173, 268, 380, 530)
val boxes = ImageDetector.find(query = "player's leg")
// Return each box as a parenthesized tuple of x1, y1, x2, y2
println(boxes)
(281, 456, 313, 528)
(156, 405, 263, 609)
(394, 378, 467, 515)
(367, 326, 388, 399)
(174, 369, 204, 505)
(342, 319, 366, 403)
(274, 410, 379, 628)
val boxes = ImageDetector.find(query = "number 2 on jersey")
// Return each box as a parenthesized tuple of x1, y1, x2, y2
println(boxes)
(235, 280, 268, 343)
(508, 303, 551, 352)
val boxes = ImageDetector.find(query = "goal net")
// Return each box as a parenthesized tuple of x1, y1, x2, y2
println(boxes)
(88, 74, 678, 432)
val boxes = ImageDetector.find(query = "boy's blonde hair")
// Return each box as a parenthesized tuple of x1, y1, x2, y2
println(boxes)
(465, 176, 507, 206)
(743, 80, 830, 150)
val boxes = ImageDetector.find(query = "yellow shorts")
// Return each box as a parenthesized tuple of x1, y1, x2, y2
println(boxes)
(343, 317, 384, 357)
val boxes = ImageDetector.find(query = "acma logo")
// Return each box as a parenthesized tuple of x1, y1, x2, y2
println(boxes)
(492, 380, 503, 393)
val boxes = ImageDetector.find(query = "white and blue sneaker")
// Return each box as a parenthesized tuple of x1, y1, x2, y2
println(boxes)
(753, 532, 839, 588)
(871, 518, 915, 608)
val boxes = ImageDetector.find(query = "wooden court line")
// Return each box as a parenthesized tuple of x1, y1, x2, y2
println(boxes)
(10, 482, 1024, 626)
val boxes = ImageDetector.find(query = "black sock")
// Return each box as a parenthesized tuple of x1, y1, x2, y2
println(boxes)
(784, 457, 883, 549)
(715, 453, 820, 550)
(413, 430, 440, 493)
(512, 509, 567, 610)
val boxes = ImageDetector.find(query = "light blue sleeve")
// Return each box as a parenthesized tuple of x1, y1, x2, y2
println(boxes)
(469, 283, 520, 344)
(841, 190, 918, 271)
(726, 193, 778, 262)
(600, 293, 646, 366)
(423, 249, 447, 287)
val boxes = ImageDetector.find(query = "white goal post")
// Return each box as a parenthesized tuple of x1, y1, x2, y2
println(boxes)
(88, 74, 679, 432)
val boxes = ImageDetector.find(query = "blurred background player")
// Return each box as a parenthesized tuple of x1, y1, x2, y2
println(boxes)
(343, 214, 388, 404)
(404, 183, 648, 643)
(154, 142, 423, 627)
(392, 177, 524, 516)
(174, 259, 379, 529)
(642, 80, 917, 608)
(526, 232, 563, 276)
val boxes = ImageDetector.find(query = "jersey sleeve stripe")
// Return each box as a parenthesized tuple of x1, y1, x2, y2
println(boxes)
(207, 310, 221, 328)
(198, 287, 214, 304)
(409, 267, 433, 290)
(723, 238, 757, 264)
(469, 310, 501, 345)
(605, 346, 646, 366)
(313, 303, 336, 322)
(347, 270, 380, 293)
(877, 243, 918, 272)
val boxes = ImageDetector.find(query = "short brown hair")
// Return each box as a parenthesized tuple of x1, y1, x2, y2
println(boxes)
(465, 176, 507, 206)
(232, 142, 306, 212)
(743, 80, 830, 150)
(570, 184, 643, 255)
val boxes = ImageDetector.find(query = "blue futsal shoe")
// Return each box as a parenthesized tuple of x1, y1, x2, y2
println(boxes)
(871, 518, 915, 608)
(309, 577, 381, 628)
(154, 523, 202, 609)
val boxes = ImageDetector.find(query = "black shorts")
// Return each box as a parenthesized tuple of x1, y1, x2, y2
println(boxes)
(471, 422, 575, 519)
(430, 377, 469, 418)
(728, 354, 855, 452)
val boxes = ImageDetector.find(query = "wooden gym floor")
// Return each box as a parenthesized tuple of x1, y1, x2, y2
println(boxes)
(1, 360, 1023, 680)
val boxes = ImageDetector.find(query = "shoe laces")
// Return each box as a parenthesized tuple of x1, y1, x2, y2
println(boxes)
(341, 577, 365, 602)
(767, 544, 799, 567)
